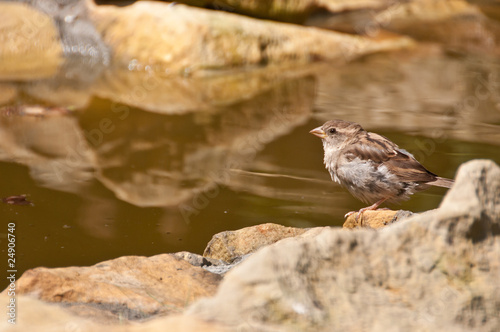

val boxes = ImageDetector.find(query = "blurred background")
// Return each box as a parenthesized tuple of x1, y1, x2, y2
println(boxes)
(0, 0, 499, 290)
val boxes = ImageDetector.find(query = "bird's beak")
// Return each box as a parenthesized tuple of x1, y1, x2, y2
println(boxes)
(309, 127, 327, 139)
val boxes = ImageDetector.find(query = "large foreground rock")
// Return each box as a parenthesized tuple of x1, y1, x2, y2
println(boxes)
(0, 294, 227, 332)
(188, 159, 500, 331)
(6, 254, 221, 323)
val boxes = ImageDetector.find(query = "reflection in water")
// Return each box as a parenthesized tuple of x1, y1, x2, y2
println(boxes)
(1, 48, 500, 291)
(0, 112, 96, 192)
(314, 48, 500, 145)
(76, 196, 118, 240)
(81, 75, 315, 207)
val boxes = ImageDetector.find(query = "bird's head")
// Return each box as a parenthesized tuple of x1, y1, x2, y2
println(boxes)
(310, 120, 364, 151)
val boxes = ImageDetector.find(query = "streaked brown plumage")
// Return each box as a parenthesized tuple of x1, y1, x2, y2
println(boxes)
(310, 120, 454, 218)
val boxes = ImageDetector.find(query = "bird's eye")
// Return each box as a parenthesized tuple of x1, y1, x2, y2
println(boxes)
(328, 128, 336, 135)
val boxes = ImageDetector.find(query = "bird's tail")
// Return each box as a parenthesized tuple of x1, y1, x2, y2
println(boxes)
(428, 177, 454, 188)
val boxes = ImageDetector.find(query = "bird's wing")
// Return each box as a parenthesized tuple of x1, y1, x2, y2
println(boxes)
(385, 149, 438, 183)
(343, 132, 398, 163)
(344, 132, 438, 183)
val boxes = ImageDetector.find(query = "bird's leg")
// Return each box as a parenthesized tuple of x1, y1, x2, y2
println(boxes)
(344, 197, 390, 223)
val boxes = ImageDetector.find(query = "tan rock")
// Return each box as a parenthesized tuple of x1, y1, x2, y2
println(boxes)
(90, 1, 413, 73)
(0, 2, 63, 80)
(343, 209, 414, 229)
(434, 158, 500, 238)
(0, 1, 413, 112)
(188, 160, 500, 331)
(306, 0, 499, 54)
(4, 254, 221, 323)
(0, 294, 228, 332)
(204, 223, 308, 262)
(375, 0, 497, 53)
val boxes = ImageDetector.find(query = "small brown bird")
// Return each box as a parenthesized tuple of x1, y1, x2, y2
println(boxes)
(310, 120, 454, 219)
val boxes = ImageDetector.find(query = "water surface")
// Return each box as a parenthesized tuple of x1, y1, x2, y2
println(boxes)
(1, 49, 499, 290)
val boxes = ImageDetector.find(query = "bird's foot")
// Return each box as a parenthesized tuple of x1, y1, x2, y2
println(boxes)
(344, 209, 369, 225)
(344, 211, 357, 218)
(344, 198, 390, 224)
(344, 208, 390, 217)
(344, 207, 386, 220)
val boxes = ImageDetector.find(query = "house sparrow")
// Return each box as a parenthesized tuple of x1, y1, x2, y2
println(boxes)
(310, 120, 454, 219)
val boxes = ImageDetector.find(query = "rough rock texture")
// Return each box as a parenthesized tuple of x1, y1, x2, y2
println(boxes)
(203, 223, 308, 262)
(188, 160, 500, 331)
(343, 209, 414, 229)
(0, 294, 228, 332)
(175, 251, 252, 275)
(5, 254, 222, 323)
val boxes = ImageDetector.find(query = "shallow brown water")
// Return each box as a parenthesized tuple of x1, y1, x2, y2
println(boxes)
(1, 50, 499, 290)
